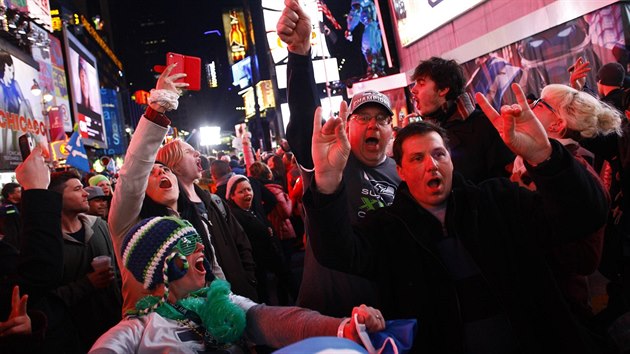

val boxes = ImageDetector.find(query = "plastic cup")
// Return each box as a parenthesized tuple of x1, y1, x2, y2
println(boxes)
(91, 255, 111, 271)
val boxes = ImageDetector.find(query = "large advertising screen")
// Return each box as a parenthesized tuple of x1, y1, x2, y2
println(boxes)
(393, 0, 487, 47)
(461, 3, 627, 111)
(64, 28, 107, 148)
(0, 49, 48, 170)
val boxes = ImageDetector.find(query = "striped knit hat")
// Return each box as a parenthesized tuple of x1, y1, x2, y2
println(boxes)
(121, 216, 198, 291)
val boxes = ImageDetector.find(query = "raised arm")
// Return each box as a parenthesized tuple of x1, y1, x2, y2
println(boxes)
(14, 147, 63, 295)
(278, 0, 320, 169)
(475, 83, 552, 166)
(108, 64, 186, 253)
(312, 103, 351, 194)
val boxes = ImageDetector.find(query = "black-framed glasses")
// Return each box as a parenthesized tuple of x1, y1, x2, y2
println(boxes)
(350, 114, 392, 126)
(530, 98, 557, 115)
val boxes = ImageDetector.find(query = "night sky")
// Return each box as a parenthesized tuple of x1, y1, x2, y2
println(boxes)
(107, 0, 385, 136)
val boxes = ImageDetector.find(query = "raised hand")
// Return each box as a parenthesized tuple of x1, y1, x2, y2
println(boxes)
(475, 83, 552, 165)
(312, 102, 351, 194)
(156, 63, 189, 95)
(150, 63, 189, 113)
(569, 56, 590, 90)
(15, 146, 50, 190)
(277, 0, 312, 55)
(0, 286, 31, 337)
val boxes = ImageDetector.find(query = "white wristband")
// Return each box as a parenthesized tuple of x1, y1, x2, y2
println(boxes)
(148, 89, 179, 111)
(337, 317, 351, 338)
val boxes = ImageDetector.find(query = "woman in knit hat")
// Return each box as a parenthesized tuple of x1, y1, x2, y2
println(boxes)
(88, 174, 112, 196)
(90, 216, 386, 353)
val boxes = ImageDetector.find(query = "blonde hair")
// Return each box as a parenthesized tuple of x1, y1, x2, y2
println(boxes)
(156, 140, 187, 173)
(541, 84, 622, 138)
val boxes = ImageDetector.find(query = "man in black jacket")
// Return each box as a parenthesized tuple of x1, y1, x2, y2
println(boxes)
(304, 83, 609, 353)
(277, 0, 400, 317)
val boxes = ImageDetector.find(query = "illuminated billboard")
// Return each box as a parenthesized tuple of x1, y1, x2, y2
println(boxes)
(231, 56, 253, 89)
(394, 0, 487, 47)
(0, 50, 48, 170)
(222, 8, 248, 65)
(262, 0, 331, 65)
(64, 28, 107, 148)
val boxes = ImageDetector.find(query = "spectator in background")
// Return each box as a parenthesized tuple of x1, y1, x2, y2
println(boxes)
(230, 156, 246, 175)
(48, 170, 122, 352)
(283, 152, 299, 193)
(88, 175, 112, 221)
(0, 183, 22, 250)
(85, 186, 111, 221)
(1, 183, 21, 206)
(211, 159, 233, 200)
(596, 62, 628, 112)
(267, 154, 288, 191)
(410, 56, 515, 183)
(88, 175, 112, 196)
(226, 175, 297, 305)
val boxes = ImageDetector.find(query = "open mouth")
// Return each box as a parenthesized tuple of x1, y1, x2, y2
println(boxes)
(427, 177, 441, 189)
(365, 137, 379, 146)
(194, 256, 206, 273)
(196, 160, 203, 172)
(159, 177, 172, 188)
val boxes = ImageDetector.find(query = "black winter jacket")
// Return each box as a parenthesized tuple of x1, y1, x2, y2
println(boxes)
(305, 141, 608, 353)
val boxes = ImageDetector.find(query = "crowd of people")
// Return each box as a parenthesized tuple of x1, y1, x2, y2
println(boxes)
(0, 0, 629, 353)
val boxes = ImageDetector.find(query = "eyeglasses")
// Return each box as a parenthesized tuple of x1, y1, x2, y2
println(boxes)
(350, 114, 392, 126)
(174, 233, 203, 256)
(530, 98, 557, 115)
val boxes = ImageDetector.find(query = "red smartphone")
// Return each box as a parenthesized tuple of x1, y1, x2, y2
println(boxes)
(166, 52, 201, 91)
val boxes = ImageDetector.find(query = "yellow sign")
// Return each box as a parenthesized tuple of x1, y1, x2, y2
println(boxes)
(256, 80, 275, 111)
(80, 15, 123, 71)
(50, 139, 69, 161)
(241, 87, 256, 118)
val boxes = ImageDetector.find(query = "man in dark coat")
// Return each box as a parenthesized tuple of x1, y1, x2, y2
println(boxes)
(304, 84, 609, 353)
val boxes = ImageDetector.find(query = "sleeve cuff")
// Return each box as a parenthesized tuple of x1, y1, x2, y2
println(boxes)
(144, 106, 171, 127)
(524, 139, 567, 176)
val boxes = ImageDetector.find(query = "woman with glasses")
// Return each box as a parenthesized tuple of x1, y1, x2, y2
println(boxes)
(512, 83, 621, 324)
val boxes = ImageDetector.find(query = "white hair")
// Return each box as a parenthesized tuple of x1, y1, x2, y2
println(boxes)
(541, 84, 622, 138)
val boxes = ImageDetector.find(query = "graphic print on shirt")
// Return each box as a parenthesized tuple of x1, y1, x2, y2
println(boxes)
(356, 170, 397, 219)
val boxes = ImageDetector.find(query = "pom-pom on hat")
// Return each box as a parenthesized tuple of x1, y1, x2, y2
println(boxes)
(121, 216, 198, 291)
(89, 174, 109, 187)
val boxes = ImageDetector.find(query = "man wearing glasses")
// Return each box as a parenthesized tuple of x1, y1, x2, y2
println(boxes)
(411, 57, 515, 183)
(277, 0, 400, 317)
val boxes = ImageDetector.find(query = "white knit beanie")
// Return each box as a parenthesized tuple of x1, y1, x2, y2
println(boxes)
(225, 175, 249, 200)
